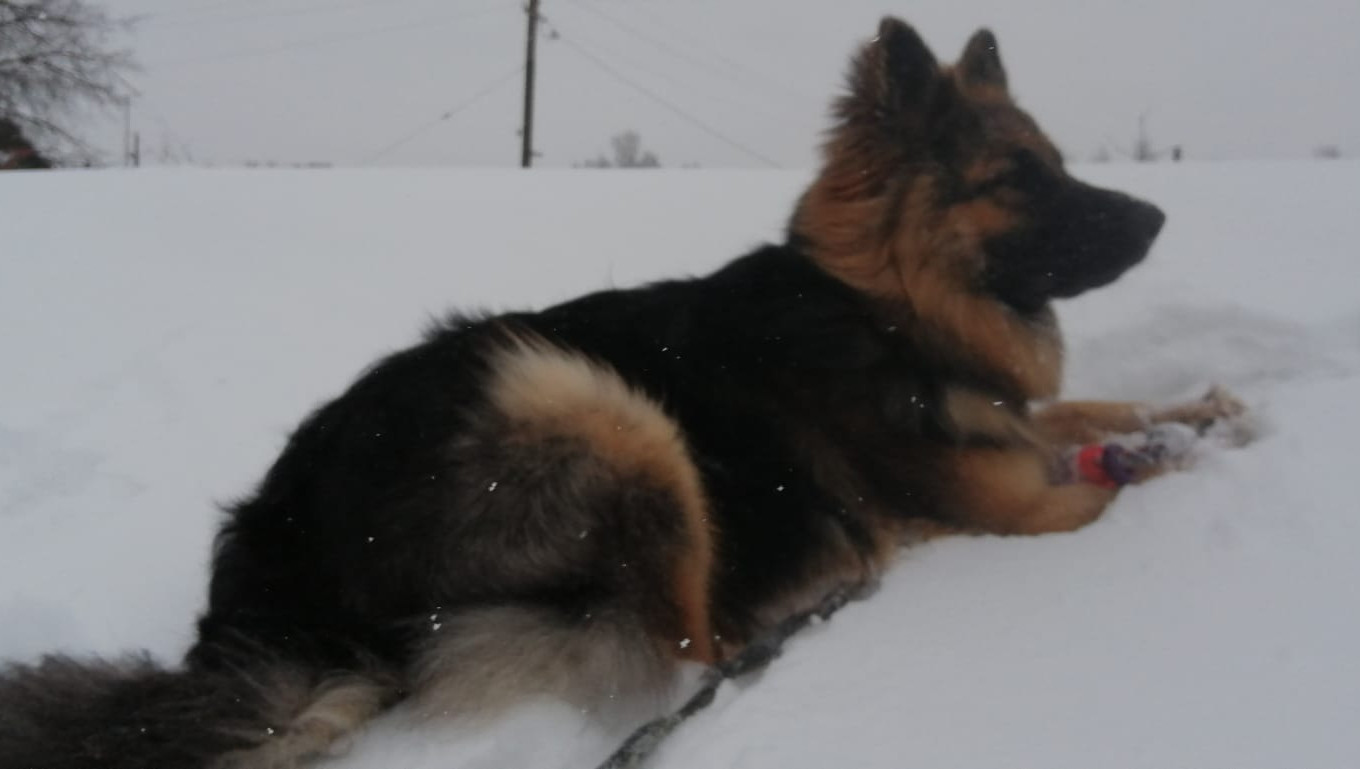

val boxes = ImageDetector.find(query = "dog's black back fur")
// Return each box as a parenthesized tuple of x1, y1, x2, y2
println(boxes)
(197, 244, 952, 673)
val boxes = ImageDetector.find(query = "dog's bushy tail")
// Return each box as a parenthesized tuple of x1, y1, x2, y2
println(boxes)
(0, 651, 393, 769)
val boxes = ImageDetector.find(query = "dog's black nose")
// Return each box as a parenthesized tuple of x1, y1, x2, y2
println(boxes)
(1137, 201, 1167, 241)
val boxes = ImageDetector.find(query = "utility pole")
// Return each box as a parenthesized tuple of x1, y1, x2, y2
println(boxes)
(520, 0, 540, 168)
(122, 97, 132, 167)
(1133, 111, 1158, 163)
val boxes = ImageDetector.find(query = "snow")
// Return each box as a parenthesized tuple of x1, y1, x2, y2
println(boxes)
(2, 161, 1359, 768)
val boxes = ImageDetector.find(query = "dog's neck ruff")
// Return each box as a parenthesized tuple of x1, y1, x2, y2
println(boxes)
(893, 290, 1064, 403)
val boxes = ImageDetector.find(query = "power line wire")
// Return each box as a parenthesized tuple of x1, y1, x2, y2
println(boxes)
(594, 0, 807, 102)
(142, 0, 457, 28)
(559, 0, 733, 84)
(552, 3, 799, 125)
(361, 66, 524, 164)
(128, 0, 272, 20)
(621, 1, 747, 70)
(553, 32, 779, 168)
(148, 4, 509, 69)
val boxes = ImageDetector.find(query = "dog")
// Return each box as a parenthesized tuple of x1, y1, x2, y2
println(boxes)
(0, 17, 1243, 769)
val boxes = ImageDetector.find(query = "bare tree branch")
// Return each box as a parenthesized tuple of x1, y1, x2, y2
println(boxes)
(0, 0, 136, 165)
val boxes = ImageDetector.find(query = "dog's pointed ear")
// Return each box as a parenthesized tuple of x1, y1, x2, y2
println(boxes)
(845, 17, 940, 120)
(958, 28, 1008, 92)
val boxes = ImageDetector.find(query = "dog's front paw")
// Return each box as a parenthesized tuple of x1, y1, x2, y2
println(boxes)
(1148, 385, 1258, 453)
(1200, 386, 1259, 448)
(1153, 385, 1246, 433)
(1199, 385, 1246, 422)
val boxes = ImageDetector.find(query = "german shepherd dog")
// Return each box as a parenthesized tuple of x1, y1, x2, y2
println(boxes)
(0, 17, 1242, 769)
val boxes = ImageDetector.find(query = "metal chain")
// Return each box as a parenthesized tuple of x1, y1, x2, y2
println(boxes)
(594, 583, 868, 769)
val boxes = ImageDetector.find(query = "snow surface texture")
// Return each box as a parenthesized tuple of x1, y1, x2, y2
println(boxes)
(2, 162, 1358, 768)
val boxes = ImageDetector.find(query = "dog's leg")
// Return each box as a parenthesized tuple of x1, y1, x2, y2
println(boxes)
(214, 673, 396, 769)
(943, 448, 1119, 534)
(408, 338, 719, 720)
(1033, 386, 1245, 445)
(407, 464, 718, 721)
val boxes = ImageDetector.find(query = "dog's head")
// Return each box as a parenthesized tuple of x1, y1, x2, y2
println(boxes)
(791, 18, 1165, 317)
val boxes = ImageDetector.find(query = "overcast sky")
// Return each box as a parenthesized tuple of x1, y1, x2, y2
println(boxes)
(93, 0, 1360, 168)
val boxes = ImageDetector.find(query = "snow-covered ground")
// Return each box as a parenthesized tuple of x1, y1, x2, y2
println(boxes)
(2, 161, 1358, 768)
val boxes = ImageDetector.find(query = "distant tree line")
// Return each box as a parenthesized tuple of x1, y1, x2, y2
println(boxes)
(579, 130, 661, 169)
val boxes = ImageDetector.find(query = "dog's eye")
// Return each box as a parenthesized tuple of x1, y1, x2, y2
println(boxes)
(978, 150, 1052, 195)
(960, 150, 1055, 201)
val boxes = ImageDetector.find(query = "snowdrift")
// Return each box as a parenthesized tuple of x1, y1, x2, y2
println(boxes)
(2, 161, 1358, 768)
